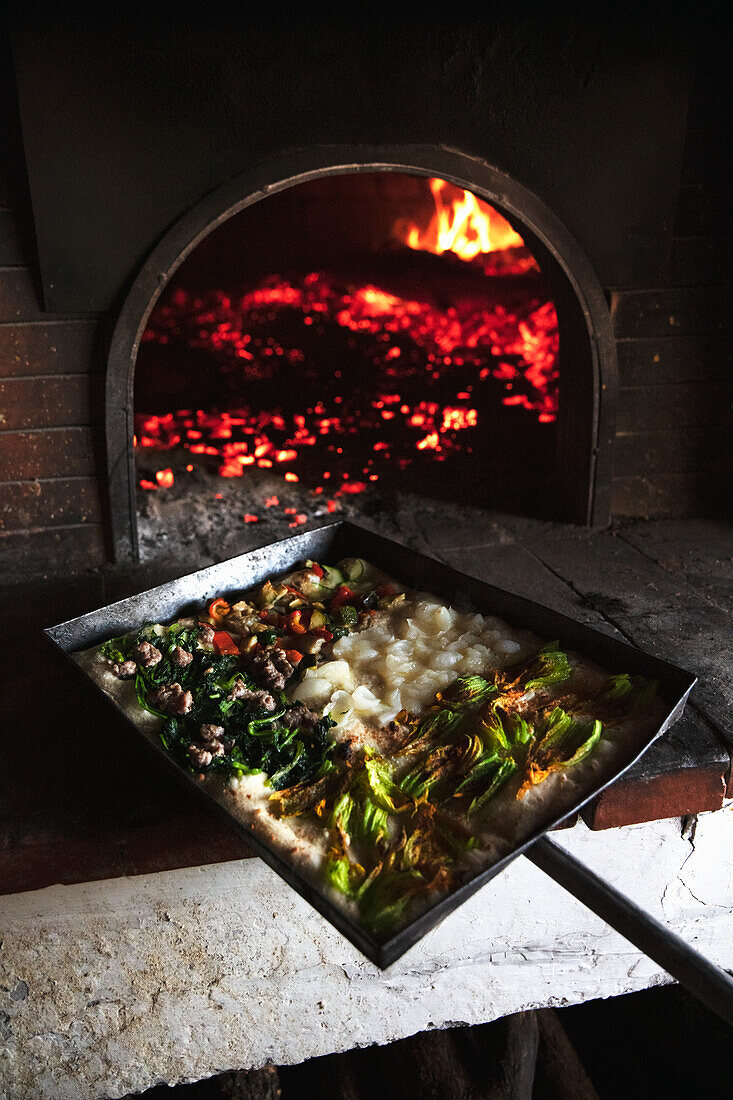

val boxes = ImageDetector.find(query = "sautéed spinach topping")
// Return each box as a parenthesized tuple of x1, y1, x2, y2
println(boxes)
(95, 559, 659, 938)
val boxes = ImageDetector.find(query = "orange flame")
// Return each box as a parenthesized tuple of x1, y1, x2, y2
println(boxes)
(400, 178, 525, 261)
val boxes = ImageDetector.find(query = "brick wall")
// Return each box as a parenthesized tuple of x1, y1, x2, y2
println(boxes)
(609, 47, 729, 516)
(0, 51, 106, 573)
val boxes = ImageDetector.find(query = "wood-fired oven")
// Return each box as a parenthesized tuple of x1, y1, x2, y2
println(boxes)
(0, 7, 727, 575)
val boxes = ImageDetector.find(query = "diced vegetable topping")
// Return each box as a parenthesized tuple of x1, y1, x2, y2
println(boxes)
(288, 609, 309, 635)
(329, 584, 359, 610)
(334, 604, 359, 627)
(212, 630, 239, 656)
(340, 558, 367, 583)
(208, 598, 231, 622)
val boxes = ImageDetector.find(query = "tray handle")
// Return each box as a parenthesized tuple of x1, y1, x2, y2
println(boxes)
(527, 836, 733, 1025)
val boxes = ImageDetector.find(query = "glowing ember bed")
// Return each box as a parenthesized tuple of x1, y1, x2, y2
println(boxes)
(134, 177, 560, 521)
(47, 524, 695, 967)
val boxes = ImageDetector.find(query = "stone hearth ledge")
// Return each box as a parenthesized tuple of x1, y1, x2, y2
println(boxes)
(1, 810, 731, 1100)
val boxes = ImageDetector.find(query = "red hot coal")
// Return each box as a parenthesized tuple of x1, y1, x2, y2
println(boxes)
(134, 179, 559, 521)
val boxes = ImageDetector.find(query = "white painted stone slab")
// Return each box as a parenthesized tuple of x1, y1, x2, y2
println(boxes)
(1, 809, 731, 1100)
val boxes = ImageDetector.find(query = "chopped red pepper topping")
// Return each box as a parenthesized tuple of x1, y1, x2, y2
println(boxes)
(310, 627, 334, 641)
(212, 630, 240, 656)
(310, 563, 325, 578)
(284, 649, 304, 665)
(329, 584, 358, 610)
(288, 609, 310, 635)
(376, 584, 396, 598)
(208, 597, 231, 622)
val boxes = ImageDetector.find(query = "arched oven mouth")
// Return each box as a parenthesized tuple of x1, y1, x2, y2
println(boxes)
(105, 146, 617, 563)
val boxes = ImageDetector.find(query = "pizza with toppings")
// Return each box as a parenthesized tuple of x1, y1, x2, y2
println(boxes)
(77, 557, 665, 938)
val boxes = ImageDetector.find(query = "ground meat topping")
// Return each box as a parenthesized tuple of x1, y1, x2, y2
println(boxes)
(335, 736, 361, 765)
(248, 649, 294, 691)
(132, 641, 162, 667)
(200, 723, 225, 743)
(187, 745, 213, 768)
(110, 659, 137, 679)
(198, 623, 216, 644)
(171, 646, 193, 667)
(282, 703, 319, 733)
(151, 682, 194, 714)
(271, 648, 296, 674)
(228, 679, 277, 711)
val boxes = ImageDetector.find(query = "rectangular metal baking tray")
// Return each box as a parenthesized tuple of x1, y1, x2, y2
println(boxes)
(45, 521, 697, 968)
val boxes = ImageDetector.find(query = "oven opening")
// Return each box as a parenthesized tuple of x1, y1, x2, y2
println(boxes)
(126, 168, 604, 561)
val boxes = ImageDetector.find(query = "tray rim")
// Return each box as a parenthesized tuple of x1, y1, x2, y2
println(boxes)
(44, 520, 697, 968)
